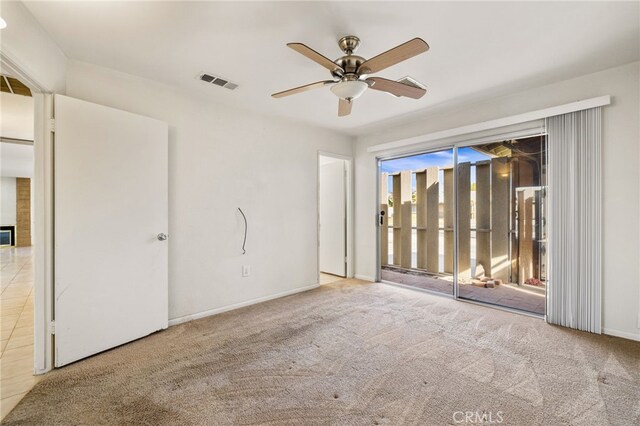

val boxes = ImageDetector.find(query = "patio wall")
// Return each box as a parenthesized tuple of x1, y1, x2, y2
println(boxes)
(380, 158, 539, 284)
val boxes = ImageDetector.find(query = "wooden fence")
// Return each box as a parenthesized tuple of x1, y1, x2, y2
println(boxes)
(380, 157, 537, 284)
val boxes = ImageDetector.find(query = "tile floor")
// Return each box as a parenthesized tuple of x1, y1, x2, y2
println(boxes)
(1, 246, 40, 420)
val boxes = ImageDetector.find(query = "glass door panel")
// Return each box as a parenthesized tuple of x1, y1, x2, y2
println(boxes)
(379, 148, 454, 296)
(456, 136, 547, 315)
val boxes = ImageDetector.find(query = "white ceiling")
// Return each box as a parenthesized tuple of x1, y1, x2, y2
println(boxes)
(22, 1, 640, 134)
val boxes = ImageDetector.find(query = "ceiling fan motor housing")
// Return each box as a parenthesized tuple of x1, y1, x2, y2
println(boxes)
(332, 55, 366, 79)
(333, 36, 366, 79)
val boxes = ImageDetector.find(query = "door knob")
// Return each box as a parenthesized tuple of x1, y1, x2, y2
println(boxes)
(157, 233, 168, 241)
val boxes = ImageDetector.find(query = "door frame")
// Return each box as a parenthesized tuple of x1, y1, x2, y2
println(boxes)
(375, 129, 548, 318)
(1, 52, 55, 374)
(317, 151, 354, 280)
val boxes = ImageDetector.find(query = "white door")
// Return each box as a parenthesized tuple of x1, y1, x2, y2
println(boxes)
(54, 94, 168, 367)
(319, 157, 346, 277)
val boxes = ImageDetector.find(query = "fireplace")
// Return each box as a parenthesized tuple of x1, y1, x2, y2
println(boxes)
(0, 225, 16, 247)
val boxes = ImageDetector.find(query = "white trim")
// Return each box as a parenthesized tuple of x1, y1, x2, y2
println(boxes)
(33, 93, 55, 375)
(0, 52, 48, 94)
(367, 95, 611, 153)
(354, 274, 375, 282)
(317, 150, 352, 162)
(602, 328, 640, 342)
(167, 284, 319, 327)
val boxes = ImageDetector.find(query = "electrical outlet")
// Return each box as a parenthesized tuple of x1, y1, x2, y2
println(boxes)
(242, 265, 250, 277)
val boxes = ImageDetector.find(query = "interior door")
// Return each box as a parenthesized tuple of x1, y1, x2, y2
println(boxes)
(319, 157, 346, 277)
(54, 94, 168, 367)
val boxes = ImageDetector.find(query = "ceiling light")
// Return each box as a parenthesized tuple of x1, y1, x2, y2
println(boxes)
(330, 80, 368, 100)
(0, 17, 6, 29)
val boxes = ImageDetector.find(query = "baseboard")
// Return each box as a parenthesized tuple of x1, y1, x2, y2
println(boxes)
(168, 284, 320, 327)
(602, 327, 640, 342)
(354, 274, 375, 282)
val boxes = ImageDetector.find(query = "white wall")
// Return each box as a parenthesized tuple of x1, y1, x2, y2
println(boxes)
(1, 92, 35, 140)
(354, 61, 640, 341)
(0, 176, 16, 225)
(0, 143, 34, 243)
(65, 60, 353, 321)
(0, 143, 33, 178)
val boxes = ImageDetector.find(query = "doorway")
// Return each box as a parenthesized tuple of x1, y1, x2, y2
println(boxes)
(318, 153, 351, 284)
(0, 74, 41, 419)
(378, 135, 548, 316)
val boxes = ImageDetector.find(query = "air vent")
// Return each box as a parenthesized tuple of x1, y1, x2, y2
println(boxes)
(396, 76, 426, 90)
(198, 73, 238, 90)
(381, 76, 427, 98)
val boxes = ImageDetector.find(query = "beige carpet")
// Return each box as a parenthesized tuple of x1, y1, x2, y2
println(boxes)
(4, 280, 639, 425)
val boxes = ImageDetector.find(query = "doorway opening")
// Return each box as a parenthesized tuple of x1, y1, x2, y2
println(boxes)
(0, 74, 41, 419)
(318, 153, 351, 285)
(378, 135, 548, 316)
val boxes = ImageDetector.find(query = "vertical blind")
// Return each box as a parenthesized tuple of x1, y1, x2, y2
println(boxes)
(546, 107, 602, 333)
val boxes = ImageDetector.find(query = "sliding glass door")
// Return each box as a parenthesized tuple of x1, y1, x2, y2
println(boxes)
(378, 135, 548, 315)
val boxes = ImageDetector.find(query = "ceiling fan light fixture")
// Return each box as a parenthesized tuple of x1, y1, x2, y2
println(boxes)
(273, 36, 430, 116)
(330, 80, 368, 100)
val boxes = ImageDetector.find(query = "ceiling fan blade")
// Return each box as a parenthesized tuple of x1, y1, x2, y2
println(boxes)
(338, 98, 352, 117)
(271, 80, 336, 98)
(358, 38, 429, 74)
(287, 43, 345, 76)
(366, 77, 426, 99)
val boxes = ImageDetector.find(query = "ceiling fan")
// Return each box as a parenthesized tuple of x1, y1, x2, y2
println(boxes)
(272, 35, 429, 117)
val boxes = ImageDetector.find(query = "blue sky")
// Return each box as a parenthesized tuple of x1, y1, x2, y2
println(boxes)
(381, 147, 490, 193)
(380, 147, 489, 173)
